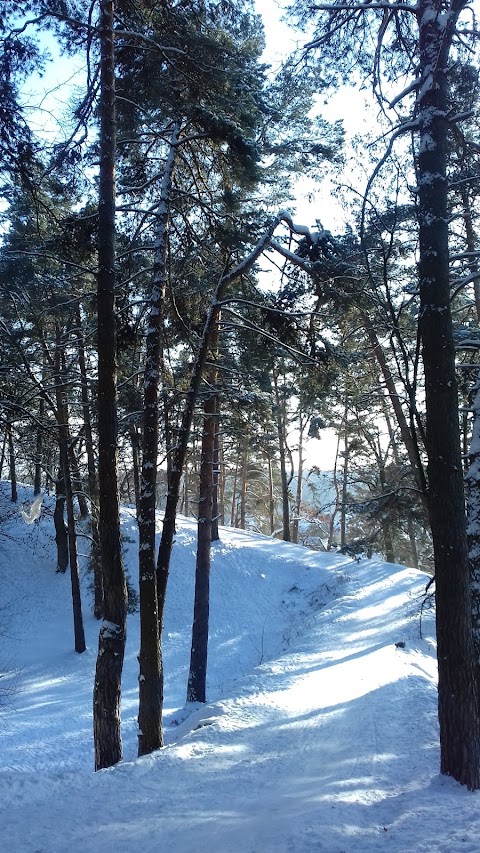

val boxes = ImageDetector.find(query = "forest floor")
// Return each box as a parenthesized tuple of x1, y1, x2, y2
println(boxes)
(0, 481, 479, 852)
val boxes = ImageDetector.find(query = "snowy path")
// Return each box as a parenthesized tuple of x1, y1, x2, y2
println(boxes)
(1, 489, 480, 852)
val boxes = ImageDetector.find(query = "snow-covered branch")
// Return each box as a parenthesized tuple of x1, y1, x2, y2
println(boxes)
(268, 239, 315, 274)
(388, 77, 421, 109)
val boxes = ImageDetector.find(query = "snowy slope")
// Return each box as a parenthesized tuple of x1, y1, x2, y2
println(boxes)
(0, 482, 479, 853)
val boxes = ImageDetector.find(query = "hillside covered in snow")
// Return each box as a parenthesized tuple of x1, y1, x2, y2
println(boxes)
(0, 482, 478, 852)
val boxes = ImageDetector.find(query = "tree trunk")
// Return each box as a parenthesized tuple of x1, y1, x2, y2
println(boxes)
(328, 430, 342, 551)
(137, 124, 178, 758)
(384, 408, 419, 567)
(340, 406, 349, 552)
(211, 396, 220, 542)
(0, 430, 6, 479)
(93, 0, 128, 772)
(34, 394, 44, 496)
(467, 378, 480, 690)
(407, 516, 419, 570)
(378, 459, 395, 563)
(292, 412, 305, 545)
(182, 464, 189, 516)
(267, 451, 275, 535)
(273, 368, 290, 541)
(230, 455, 239, 527)
(129, 423, 141, 518)
(7, 419, 17, 503)
(60, 440, 86, 653)
(75, 305, 103, 619)
(187, 391, 216, 703)
(239, 434, 248, 530)
(54, 327, 86, 653)
(417, 0, 480, 788)
(461, 185, 480, 698)
(217, 430, 225, 527)
(54, 469, 69, 573)
(67, 445, 89, 520)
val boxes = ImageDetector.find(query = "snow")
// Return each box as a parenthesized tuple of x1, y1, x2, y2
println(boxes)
(1, 482, 479, 852)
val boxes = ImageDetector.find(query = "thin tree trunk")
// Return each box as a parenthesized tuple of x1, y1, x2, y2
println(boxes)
(407, 516, 419, 570)
(129, 424, 141, 518)
(384, 407, 418, 567)
(340, 426, 349, 552)
(75, 305, 103, 619)
(182, 464, 189, 516)
(60, 440, 86, 653)
(218, 431, 225, 527)
(7, 419, 17, 503)
(328, 430, 342, 551)
(0, 430, 6, 479)
(230, 455, 239, 528)
(68, 445, 89, 520)
(273, 368, 290, 541)
(54, 469, 69, 573)
(461, 188, 480, 698)
(239, 434, 248, 530)
(137, 124, 178, 758)
(211, 396, 220, 542)
(187, 391, 216, 703)
(93, 0, 128, 772)
(267, 451, 275, 535)
(292, 412, 304, 545)
(417, 0, 480, 788)
(34, 394, 44, 496)
(375, 455, 395, 563)
(186, 317, 221, 704)
(54, 327, 86, 653)
(467, 377, 480, 695)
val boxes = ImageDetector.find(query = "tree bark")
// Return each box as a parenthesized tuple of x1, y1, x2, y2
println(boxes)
(273, 368, 290, 541)
(34, 394, 44, 496)
(129, 423, 141, 519)
(54, 469, 69, 573)
(0, 430, 6, 480)
(417, 0, 480, 788)
(230, 454, 239, 527)
(67, 444, 89, 520)
(211, 396, 220, 542)
(328, 430, 342, 551)
(75, 305, 103, 619)
(187, 391, 216, 703)
(239, 433, 248, 530)
(137, 124, 178, 757)
(7, 418, 17, 503)
(291, 411, 305, 545)
(267, 450, 275, 535)
(340, 425, 349, 552)
(93, 0, 128, 772)
(467, 378, 480, 693)
(54, 327, 86, 653)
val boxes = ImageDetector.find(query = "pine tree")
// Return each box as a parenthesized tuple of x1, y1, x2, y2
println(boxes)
(294, 0, 480, 787)
(93, 0, 128, 772)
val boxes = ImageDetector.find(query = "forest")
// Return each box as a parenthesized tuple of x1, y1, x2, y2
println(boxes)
(1, 0, 480, 793)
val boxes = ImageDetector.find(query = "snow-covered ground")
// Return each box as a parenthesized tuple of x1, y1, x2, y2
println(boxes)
(0, 482, 479, 852)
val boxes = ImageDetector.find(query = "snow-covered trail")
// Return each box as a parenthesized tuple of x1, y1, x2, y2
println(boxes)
(1, 486, 480, 852)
